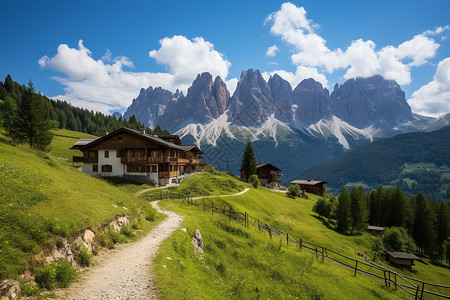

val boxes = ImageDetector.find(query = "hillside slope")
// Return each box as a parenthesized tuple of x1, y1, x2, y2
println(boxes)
(0, 135, 159, 281)
(153, 173, 449, 299)
(297, 125, 450, 201)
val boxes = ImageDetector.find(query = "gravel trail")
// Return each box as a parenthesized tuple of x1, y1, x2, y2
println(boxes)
(56, 201, 183, 300)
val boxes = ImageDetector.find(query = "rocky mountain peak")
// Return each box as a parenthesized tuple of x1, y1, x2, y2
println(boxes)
(292, 78, 332, 124)
(331, 75, 412, 128)
(268, 74, 293, 122)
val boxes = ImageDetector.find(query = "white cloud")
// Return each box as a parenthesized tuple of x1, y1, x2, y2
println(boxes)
(39, 37, 231, 114)
(263, 66, 328, 89)
(149, 35, 230, 86)
(266, 45, 279, 57)
(408, 57, 450, 117)
(266, 2, 443, 86)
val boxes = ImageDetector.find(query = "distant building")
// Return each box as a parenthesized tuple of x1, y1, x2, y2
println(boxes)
(385, 251, 420, 269)
(240, 162, 282, 188)
(368, 226, 385, 237)
(71, 127, 204, 186)
(290, 179, 327, 196)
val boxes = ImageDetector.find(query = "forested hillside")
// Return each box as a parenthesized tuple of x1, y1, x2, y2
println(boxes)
(298, 126, 450, 202)
(0, 75, 169, 137)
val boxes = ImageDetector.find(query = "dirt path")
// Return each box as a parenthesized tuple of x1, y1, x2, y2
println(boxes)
(55, 201, 183, 300)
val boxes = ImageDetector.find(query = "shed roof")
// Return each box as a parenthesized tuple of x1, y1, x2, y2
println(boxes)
(385, 251, 420, 260)
(290, 179, 327, 186)
(368, 226, 385, 231)
(70, 138, 98, 150)
(256, 162, 281, 171)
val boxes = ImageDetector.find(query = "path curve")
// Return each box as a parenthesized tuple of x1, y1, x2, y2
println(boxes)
(190, 188, 250, 200)
(56, 201, 183, 300)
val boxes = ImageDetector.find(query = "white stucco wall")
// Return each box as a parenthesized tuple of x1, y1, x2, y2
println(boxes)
(98, 150, 124, 177)
(82, 163, 96, 176)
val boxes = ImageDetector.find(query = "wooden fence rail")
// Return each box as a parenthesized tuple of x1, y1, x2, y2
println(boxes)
(147, 192, 450, 299)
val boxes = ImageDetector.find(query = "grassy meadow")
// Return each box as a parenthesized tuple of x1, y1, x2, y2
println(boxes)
(0, 131, 162, 281)
(154, 172, 450, 299)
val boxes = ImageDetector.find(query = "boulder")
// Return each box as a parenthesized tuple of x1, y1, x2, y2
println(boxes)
(0, 279, 21, 300)
(191, 228, 203, 254)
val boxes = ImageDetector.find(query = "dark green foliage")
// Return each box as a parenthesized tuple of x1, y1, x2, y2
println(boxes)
(299, 126, 450, 202)
(370, 237, 385, 262)
(0, 75, 169, 138)
(350, 187, 368, 234)
(249, 174, 260, 188)
(286, 184, 301, 198)
(240, 141, 257, 182)
(313, 197, 336, 219)
(436, 202, 450, 260)
(336, 187, 352, 234)
(382, 227, 416, 253)
(413, 194, 436, 255)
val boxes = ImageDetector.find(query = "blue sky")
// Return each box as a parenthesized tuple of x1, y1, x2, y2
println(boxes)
(1, 0, 449, 117)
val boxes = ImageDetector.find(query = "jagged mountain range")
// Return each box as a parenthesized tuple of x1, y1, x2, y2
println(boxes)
(124, 69, 450, 183)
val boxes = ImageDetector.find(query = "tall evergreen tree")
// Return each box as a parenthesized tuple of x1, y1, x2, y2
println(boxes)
(350, 186, 369, 234)
(240, 141, 257, 182)
(336, 187, 352, 234)
(436, 202, 450, 261)
(413, 194, 436, 256)
(15, 82, 53, 149)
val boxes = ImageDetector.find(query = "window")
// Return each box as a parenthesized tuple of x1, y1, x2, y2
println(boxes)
(118, 136, 123, 140)
(151, 165, 157, 173)
(104, 151, 109, 158)
(93, 165, 98, 172)
(101, 165, 112, 172)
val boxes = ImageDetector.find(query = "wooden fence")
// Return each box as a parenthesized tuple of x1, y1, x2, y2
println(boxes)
(143, 192, 450, 299)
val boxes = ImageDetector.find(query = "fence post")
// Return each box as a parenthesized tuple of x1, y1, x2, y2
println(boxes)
(257, 219, 260, 231)
(322, 247, 324, 262)
(394, 273, 397, 290)
(383, 271, 387, 287)
(268, 226, 272, 239)
(244, 212, 247, 227)
(286, 233, 289, 248)
(354, 260, 358, 276)
(420, 282, 425, 299)
(388, 271, 391, 287)
(299, 239, 302, 251)
(415, 284, 420, 300)
(229, 205, 232, 220)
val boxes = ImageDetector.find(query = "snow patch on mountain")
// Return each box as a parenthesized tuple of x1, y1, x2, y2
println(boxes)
(175, 112, 235, 147)
(252, 114, 293, 146)
(307, 116, 376, 149)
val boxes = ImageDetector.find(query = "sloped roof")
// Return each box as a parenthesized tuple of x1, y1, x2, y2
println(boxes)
(74, 127, 201, 153)
(290, 179, 327, 185)
(386, 251, 420, 260)
(70, 138, 98, 150)
(256, 162, 281, 171)
(368, 226, 385, 231)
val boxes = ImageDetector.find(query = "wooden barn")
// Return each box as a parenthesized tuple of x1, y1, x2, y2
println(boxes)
(290, 179, 327, 196)
(368, 226, 385, 237)
(240, 162, 282, 188)
(385, 251, 420, 269)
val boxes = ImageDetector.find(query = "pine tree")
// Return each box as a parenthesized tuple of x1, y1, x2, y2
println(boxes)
(336, 187, 352, 234)
(15, 82, 53, 149)
(413, 194, 436, 256)
(350, 186, 368, 234)
(240, 141, 257, 182)
(436, 202, 450, 262)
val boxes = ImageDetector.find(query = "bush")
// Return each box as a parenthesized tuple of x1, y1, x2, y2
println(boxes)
(313, 197, 337, 219)
(35, 259, 77, 289)
(249, 175, 260, 189)
(108, 230, 126, 244)
(287, 185, 301, 198)
(55, 259, 78, 288)
(78, 247, 93, 266)
(383, 227, 416, 253)
(120, 225, 135, 237)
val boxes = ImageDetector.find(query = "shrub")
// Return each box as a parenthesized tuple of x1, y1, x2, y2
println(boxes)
(287, 184, 301, 198)
(120, 225, 135, 238)
(54, 259, 77, 288)
(35, 264, 56, 289)
(383, 227, 416, 252)
(249, 175, 260, 189)
(78, 247, 93, 266)
(108, 230, 126, 244)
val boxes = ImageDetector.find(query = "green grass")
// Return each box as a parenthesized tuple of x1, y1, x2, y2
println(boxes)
(142, 171, 248, 198)
(154, 174, 450, 299)
(49, 129, 96, 161)
(0, 135, 161, 280)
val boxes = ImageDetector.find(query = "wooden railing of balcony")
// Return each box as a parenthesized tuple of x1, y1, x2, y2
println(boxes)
(148, 157, 165, 163)
(83, 157, 98, 163)
(73, 156, 84, 163)
(189, 158, 202, 164)
(158, 171, 179, 178)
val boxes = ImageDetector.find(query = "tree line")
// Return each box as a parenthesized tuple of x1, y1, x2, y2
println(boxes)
(313, 185, 450, 264)
(0, 75, 170, 149)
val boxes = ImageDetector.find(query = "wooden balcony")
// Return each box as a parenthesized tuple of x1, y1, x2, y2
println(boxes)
(73, 156, 84, 163)
(177, 158, 189, 164)
(148, 156, 165, 163)
(189, 158, 202, 164)
(121, 157, 147, 164)
(159, 171, 179, 178)
(83, 157, 98, 163)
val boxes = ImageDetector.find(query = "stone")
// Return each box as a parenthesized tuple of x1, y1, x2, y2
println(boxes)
(191, 228, 203, 254)
(109, 215, 130, 232)
(0, 279, 21, 300)
(74, 229, 96, 252)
